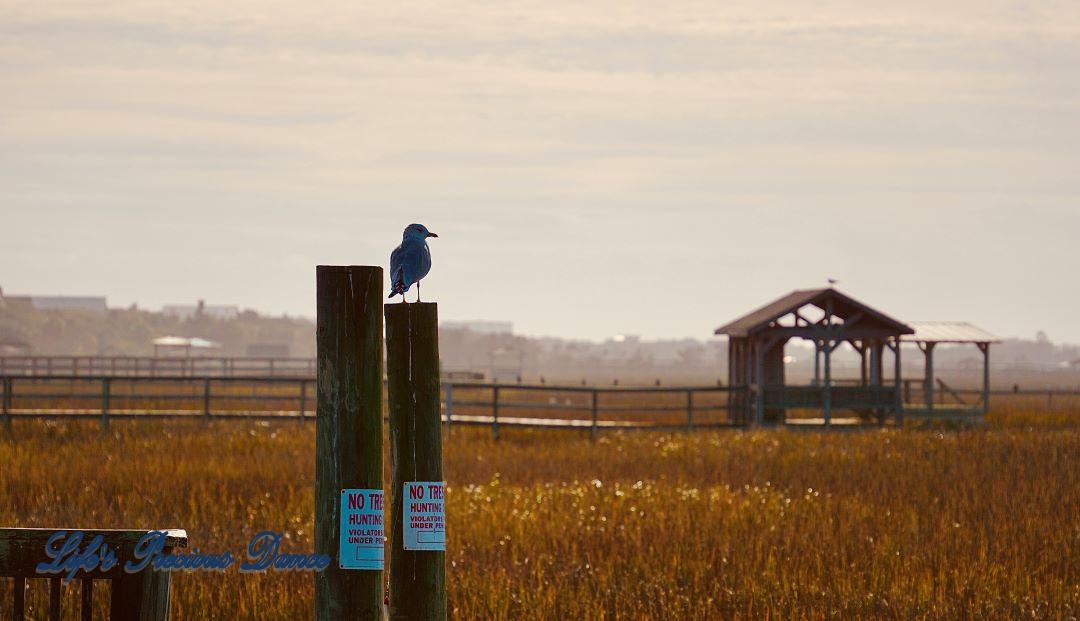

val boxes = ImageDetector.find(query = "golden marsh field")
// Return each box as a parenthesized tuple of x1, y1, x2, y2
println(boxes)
(1, 407, 1078, 620)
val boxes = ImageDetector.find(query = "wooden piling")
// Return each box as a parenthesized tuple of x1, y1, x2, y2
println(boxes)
(315, 265, 385, 621)
(385, 302, 446, 621)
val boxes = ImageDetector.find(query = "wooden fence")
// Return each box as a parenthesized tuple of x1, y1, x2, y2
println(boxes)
(0, 356, 486, 380)
(0, 355, 316, 377)
(1, 375, 1075, 435)
(0, 375, 742, 436)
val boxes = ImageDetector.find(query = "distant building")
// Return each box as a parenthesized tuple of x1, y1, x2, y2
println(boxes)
(163, 299, 239, 321)
(0, 287, 106, 312)
(442, 320, 513, 335)
(152, 336, 221, 357)
(246, 343, 291, 357)
(30, 296, 107, 312)
(0, 339, 31, 355)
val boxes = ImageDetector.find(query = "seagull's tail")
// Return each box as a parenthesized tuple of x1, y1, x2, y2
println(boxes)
(388, 277, 405, 298)
(388, 266, 406, 298)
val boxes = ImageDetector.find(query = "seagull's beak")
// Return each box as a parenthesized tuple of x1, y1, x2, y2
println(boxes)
(427, 232, 438, 238)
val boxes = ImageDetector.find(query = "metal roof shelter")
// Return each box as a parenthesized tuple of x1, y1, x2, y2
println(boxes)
(899, 321, 999, 419)
(716, 288, 912, 426)
(903, 321, 999, 344)
(716, 290, 998, 426)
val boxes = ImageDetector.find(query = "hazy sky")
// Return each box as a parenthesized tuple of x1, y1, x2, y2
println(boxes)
(2, 1, 1078, 341)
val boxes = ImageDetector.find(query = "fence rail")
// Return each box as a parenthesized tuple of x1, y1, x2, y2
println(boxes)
(0, 375, 744, 436)
(0, 355, 316, 377)
(2, 375, 1076, 436)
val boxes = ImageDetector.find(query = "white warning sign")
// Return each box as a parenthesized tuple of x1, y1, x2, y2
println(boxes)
(402, 481, 446, 551)
(339, 488, 385, 570)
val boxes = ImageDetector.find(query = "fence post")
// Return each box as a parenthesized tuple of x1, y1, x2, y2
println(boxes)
(590, 389, 599, 441)
(101, 378, 111, 433)
(686, 389, 694, 431)
(3, 377, 11, 434)
(492, 385, 500, 441)
(203, 378, 212, 423)
(385, 301, 447, 621)
(1047, 391, 1053, 410)
(315, 265, 385, 621)
(445, 383, 454, 434)
(299, 379, 307, 422)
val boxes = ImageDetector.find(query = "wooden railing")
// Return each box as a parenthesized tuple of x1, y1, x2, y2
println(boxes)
(0, 528, 186, 620)
(763, 385, 897, 409)
(0, 375, 742, 435)
(0, 355, 316, 378)
(1, 375, 1075, 435)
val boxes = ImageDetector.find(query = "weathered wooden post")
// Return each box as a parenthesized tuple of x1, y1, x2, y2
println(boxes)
(385, 302, 447, 621)
(315, 266, 386, 621)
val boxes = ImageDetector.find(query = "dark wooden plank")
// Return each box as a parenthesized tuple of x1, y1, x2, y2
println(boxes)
(386, 301, 446, 621)
(314, 265, 385, 621)
(50, 577, 61, 621)
(13, 575, 25, 620)
(82, 578, 93, 621)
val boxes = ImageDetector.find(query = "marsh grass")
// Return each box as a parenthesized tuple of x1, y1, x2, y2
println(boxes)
(0, 408, 1077, 619)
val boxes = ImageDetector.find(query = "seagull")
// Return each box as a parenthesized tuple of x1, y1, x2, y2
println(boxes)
(388, 223, 438, 302)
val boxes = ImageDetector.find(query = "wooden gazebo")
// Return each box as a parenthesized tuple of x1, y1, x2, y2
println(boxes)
(716, 288, 914, 426)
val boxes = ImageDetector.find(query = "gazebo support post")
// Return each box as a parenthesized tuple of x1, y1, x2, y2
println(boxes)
(754, 340, 765, 426)
(922, 342, 935, 413)
(892, 339, 903, 425)
(813, 342, 820, 386)
(978, 342, 990, 417)
(823, 339, 833, 427)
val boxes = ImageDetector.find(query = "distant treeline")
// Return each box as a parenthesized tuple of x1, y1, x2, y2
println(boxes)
(0, 304, 315, 358)
(1, 304, 1077, 385)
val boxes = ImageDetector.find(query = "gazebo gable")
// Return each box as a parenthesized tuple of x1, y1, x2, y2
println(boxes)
(715, 288, 913, 339)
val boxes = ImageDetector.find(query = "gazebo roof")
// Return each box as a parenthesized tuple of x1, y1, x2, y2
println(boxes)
(714, 288, 913, 338)
(900, 321, 999, 344)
